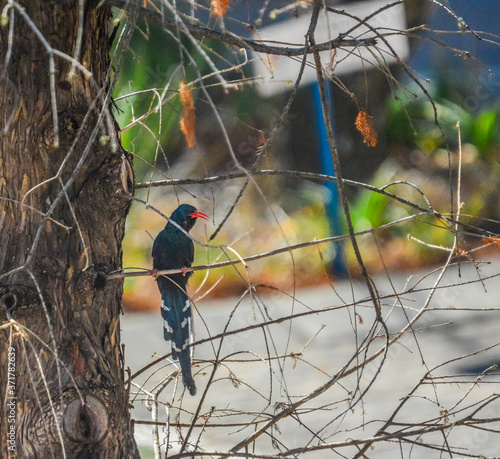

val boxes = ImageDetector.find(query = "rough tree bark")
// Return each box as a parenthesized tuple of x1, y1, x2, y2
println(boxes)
(0, 0, 139, 457)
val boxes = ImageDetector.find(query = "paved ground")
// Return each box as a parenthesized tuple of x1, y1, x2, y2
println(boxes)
(121, 256, 500, 458)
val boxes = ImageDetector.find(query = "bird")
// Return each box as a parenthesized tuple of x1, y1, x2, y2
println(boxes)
(152, 204, 209, 396)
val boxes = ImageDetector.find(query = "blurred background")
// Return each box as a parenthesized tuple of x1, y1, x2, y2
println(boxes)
(112, 0, 500, 312)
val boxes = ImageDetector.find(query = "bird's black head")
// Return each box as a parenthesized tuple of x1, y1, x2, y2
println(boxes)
(169, 204, 209, 232)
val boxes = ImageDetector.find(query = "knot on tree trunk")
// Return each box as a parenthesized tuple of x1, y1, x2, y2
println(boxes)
(1, 292, 17, 319)
(75, 264, 110, 294)
(63, 394, 109, 444)
(0, 284, 40, 320)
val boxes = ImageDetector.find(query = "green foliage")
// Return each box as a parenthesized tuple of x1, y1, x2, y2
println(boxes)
(112, 20, 181, 176)
(112, 17, 217, 179)
(387, 84, 500, 160)
(473, 109, 498, 158)
(386, 91, 475, 152)
(348, 83, 500, 268)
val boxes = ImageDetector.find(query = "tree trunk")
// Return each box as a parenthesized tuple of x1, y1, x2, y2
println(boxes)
(0, 1, 139, 457)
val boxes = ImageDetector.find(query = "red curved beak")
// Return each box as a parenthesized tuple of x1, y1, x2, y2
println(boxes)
(190, 211, 209, 221)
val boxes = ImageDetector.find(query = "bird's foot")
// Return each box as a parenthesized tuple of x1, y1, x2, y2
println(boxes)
(181, 266, 188, 276)
(151, 268, 158, 279)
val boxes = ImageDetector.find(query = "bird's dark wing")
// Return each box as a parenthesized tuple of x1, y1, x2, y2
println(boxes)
(184, 238, 195, 279)
(152, 230, 161, 262)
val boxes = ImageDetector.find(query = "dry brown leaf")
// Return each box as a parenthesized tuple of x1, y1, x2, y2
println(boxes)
(355, 109, 377, 147)
(211, 0, 230, 17)
(179, 82, 196, 148)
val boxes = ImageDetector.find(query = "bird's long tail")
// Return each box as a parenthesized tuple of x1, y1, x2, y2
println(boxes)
(161, 287, 197, 396)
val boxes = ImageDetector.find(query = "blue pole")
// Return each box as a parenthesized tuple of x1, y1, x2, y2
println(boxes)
(311, 81, 346, 276)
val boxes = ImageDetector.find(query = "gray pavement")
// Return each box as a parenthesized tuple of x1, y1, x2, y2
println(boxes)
(122, 257, 500, 458)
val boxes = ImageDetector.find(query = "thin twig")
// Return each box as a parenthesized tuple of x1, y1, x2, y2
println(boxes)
(108, 212, 431, 280)
(106, 0, 377, 57)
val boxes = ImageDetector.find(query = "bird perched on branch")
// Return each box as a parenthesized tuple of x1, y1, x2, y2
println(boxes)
(152, 204, 209, 396)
